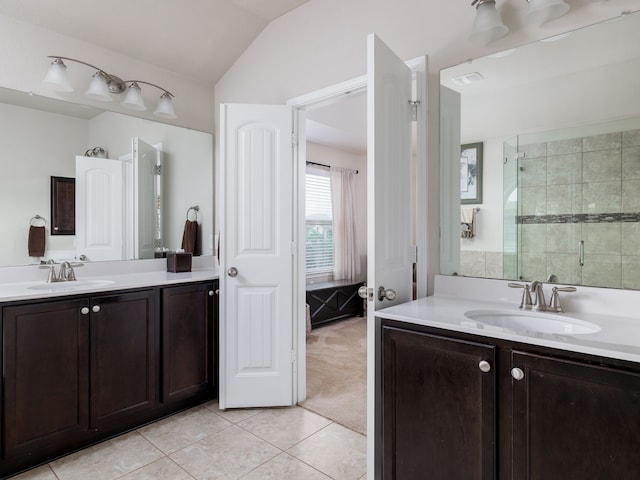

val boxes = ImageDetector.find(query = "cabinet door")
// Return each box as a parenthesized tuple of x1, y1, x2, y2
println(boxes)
(161, 282, 215, 404)
(512, 351, 640, 479)
(90, 290, 157, 429)
(3, 299, 89, 457)
(381, 326, 496, 480)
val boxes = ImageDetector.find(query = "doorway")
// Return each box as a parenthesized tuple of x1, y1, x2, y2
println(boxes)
(298, 92, 368, 433)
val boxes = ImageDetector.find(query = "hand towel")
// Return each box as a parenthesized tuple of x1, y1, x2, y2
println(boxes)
(28, 225, 46, 257)
(461, 207, 476, 239)
(181, 219, 199, 255)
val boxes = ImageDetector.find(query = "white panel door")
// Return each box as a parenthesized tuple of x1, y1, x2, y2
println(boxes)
(133, 138, 161, 260)
(220, 103, 295, 409)
(366, 34, 414, 310)
(366, 34, 416, 478)
(75, 156, 125, 262)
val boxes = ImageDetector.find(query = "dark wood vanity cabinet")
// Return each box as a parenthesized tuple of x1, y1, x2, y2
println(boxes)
(0, 280, 218, 477)
(89, 290, 157, 429)
(161, 281, 217, 404)
(381, 326, 496, 480)
(379, 319, 640, 480)
(511, 351, 640, 479)
(2, 290, 157, 460)
(3, 298, 90, 459)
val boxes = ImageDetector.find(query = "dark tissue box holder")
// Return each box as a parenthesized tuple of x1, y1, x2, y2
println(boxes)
(167, 252, 192, 272)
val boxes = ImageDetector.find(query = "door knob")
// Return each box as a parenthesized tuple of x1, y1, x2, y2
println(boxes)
(358, 285, 368, 299)
(511, 367, 525, 381)
(378, 286, 397, 301)
(227, 267, 238, 277)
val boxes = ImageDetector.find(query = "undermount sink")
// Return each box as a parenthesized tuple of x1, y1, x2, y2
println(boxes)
(464, 309, 600, 335)
(28, 279, 116, 291)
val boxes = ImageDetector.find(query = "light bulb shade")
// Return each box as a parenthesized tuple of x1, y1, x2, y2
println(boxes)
(470, 1, 509, 45)
(154, 93, 176, 119)
(525, 0, 570, 25)
(121, 82, 147, 111)
(42, 59, 73, 92)
(85, 72, 112, 101)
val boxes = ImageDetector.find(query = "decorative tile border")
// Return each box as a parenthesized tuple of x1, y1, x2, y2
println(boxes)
(517, 213, 640, 224)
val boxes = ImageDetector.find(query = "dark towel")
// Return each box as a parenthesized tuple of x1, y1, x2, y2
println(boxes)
(28, 225, 46, 257)
(181, 220, 199, 255)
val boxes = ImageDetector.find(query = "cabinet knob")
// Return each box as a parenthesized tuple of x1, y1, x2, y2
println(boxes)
(81, 306, 90, 315)
(478, 360, 491, 373)
(92, 305, 101, 313)
(511, 367, 525, 381)
(215, 289, 219, 295)
(209, 290, 214, 296)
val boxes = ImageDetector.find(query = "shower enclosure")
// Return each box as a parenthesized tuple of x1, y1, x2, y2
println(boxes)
(507, 120, 640, 289)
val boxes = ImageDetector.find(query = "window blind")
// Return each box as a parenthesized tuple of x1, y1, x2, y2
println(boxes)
(305, 169, 333, 274)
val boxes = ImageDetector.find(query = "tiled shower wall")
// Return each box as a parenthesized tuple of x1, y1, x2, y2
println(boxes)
(517, 128, 640, 289)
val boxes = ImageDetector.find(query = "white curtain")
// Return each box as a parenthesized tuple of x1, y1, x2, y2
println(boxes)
(330, 166, 361, 281)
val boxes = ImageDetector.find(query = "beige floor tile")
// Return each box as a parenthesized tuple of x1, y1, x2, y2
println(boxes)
(138, 405, 232, 454)
(237, 406, 331, 450)
(118, 457, 195, 480)
(287, 423, 367, 480)
(50, 431, 164, 480)
(203, 401, 261, 424)
(240, 452, 331, 480)
(170, 425, 279, 480)
(9, 465, 58, 480)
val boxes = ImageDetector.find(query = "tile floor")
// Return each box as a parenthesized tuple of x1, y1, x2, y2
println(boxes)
(10, 401, 367, 480)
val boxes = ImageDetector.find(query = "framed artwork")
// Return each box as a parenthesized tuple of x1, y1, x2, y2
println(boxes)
(50, 176, 75, 235)
(460, 142, 483, 205)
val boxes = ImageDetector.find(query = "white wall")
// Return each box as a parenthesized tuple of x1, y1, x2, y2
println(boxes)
(0, 102, 87, 265)
(0, 14, 215, 133)
(306, 141, 367, 279)
(215, 0, 639, 289)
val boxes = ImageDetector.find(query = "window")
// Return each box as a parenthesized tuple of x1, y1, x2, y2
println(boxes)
(305, 167, 333, 275)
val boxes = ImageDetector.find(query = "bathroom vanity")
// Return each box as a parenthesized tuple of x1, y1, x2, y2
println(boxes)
(0, 269, 219, 477)
(376, 276, 640, 480)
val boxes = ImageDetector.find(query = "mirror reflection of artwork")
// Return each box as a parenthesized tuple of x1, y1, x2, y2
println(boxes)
(460, 142, 483, 204)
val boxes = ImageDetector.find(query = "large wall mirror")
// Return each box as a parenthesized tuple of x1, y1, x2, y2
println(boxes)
(0, 87, 213, 267)
(440, 10, 640, 290)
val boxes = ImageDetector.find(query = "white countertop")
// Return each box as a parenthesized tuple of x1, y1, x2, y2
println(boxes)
(377, 294, 640, 364)
(0, 268, 219, 302)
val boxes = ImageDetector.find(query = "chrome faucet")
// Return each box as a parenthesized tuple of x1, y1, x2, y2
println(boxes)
(510, 281, 576, 312)
(39, 261, 82, 282)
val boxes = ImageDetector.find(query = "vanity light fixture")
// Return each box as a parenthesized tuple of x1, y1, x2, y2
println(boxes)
(42, 56, 176, 119)
(524, 0, 570, 25)
(469, 0, 509, 45)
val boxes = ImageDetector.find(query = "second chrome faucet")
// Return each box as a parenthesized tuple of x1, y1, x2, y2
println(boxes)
(509, 281, 576, 313)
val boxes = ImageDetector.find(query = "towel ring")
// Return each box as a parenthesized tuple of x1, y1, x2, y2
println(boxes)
(186, 205, 200, 221)
(30, 215, 47, 227)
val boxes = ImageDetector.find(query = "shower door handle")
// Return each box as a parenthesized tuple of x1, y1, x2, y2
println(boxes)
(578, 240, 585, 267)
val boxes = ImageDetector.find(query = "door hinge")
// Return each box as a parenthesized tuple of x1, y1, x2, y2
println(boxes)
(409, 100, 420, 122)
(155, 165, 162, 175)
(409, 244, 418, 263)
(291, 132, 298, 148)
